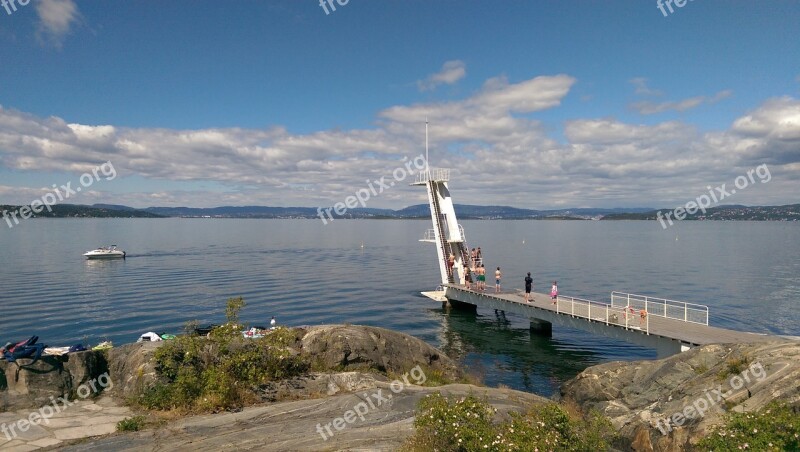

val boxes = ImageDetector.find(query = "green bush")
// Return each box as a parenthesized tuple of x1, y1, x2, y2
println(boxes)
(403, 393, 616, 451)
(696, 402, 799, 451)
(133, 297, 310, 413)
(136, 329, 309, 412)
(116, 415, 148, 432)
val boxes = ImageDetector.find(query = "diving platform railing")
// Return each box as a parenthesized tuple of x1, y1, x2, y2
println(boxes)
(421, 229, 437, 243)
(413, 168, 450, 185)
(420, 224, 466, 243)
(611, 291, 709, 325)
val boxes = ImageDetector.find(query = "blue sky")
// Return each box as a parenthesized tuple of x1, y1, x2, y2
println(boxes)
(0, 0, 798, 209)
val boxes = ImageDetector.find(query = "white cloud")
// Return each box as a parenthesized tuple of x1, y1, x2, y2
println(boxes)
(35, 0, 80, 47)
(631, 90, 732, 115)
(417, 60, 467, 92)
(629, 78, 663, 97)
(0, 75, 798, 209)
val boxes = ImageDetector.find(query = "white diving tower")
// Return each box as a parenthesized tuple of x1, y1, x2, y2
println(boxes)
(414, 121, 472, 302)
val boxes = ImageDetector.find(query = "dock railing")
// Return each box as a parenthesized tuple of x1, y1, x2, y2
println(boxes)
(556, 295, 650, 334)
(610, 291, 709, 326)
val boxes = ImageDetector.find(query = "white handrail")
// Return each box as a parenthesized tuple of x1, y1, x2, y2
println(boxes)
(555, 295, 649, 334)
(610, 291, 709, 325)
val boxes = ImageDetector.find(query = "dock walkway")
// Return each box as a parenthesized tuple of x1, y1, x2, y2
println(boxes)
(442, 284, 774, 356)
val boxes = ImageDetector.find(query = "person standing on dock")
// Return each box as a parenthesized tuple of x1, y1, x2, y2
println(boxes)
(495, 267, 502, 293)
(464, 264, 472, 290)
(551, 281, 558, 304)
(524, 272, 533, 302)
(476, 247, 483, 266)
(478, 264, 486, 291)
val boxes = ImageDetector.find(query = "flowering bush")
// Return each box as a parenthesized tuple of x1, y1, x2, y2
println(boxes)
(404, 393, 616, 451)
(697, 402, 799, 451)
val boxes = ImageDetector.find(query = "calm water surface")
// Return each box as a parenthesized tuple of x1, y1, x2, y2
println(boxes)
(1, 219, 798, 396)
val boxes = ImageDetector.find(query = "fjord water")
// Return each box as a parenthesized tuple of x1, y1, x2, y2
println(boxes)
(1, 219, 798, 396)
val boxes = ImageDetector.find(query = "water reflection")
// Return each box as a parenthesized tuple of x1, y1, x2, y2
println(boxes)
(432, 305, 608, 396)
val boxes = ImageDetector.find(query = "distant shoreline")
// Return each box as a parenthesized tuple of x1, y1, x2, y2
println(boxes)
(2, 203, 798, 222)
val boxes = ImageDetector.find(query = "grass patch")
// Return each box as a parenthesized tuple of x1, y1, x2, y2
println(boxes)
(717, 354, 752, 381)
(694, 363, 709, 375)
(696, 402, 799, 451)
(116, 415, 148, 432)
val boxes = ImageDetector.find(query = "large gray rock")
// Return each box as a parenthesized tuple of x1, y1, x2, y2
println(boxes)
(301, 325, 461, 380)
(105, 342, 163, 400)
(561, 340, 800, 451)
(0, 350, 109, 411)
(105, 325, 461, 402)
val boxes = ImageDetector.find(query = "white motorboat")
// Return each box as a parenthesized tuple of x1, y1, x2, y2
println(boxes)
(83, 245, 126, 259)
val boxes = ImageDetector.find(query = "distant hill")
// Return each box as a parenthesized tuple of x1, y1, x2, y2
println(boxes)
(142, 203, 799, 221)
(0, 204, 163, 220)
(92, 203, 140, 212)
(601, 204, 800, 222)
(139, 204, 653, 219)
(3, 202, 796, 222)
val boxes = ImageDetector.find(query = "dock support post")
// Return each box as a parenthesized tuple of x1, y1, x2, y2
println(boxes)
(529, 318, 552, 337)
(449, 299, 477, 313)
(654, 340, 684, 358)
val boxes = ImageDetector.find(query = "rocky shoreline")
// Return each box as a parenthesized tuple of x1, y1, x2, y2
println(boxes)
(1, 325, 798, 451)
(562, 340, 800, 451)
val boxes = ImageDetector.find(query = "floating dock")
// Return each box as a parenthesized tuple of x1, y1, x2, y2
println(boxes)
(438, 285, 773, 358)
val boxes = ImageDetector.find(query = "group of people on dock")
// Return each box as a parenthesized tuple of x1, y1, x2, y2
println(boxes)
(449, 247, 504, 294)
(452, 247, 558, 303)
